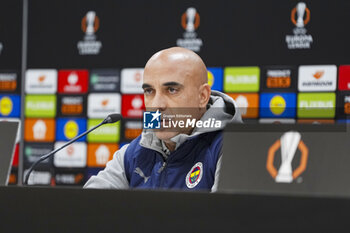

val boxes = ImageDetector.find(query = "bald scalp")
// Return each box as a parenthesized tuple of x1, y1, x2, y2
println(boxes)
(144, 47, 208, 86)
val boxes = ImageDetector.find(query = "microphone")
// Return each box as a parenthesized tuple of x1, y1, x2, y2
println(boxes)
(24, 113, 122, 185)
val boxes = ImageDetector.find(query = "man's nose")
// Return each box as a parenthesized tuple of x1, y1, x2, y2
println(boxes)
(151, 93, 167, 111)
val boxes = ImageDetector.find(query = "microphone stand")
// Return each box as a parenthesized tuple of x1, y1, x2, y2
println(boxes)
(24, 119, 108, 185)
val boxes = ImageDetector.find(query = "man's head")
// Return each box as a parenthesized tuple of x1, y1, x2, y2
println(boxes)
(142, 47, 211, 143)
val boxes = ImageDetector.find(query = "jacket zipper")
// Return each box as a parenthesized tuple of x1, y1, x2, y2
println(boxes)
(139, 142, 168, 174)
(158, 161, 167, 173)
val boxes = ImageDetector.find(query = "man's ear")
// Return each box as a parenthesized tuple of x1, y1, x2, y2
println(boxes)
(199, 83, 211, 108)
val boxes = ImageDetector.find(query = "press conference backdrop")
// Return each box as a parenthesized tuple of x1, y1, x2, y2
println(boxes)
(1, 0, 350, 186)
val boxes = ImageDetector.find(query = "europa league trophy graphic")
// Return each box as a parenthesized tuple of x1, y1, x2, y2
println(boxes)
(85, 11, 96, 36)
(275, 131, 301, 183)
(296, 2, 306, 28)
(185, 7, 196, 32)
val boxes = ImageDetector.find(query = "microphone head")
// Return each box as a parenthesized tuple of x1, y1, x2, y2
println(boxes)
(104, 113, 122, 124)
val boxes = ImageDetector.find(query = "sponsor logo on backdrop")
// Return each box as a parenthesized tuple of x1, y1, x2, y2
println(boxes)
(24, 143, 53, 165)
(298, 65, 337, 91)
(87, 144, 117, 167)
(25, 95, 56, 118)
(77, 11, 102, 55)
(207, 68, 223, 91)
(297, 93, 336, 118)
(176, 7, 203, 52)
(33, 120, 47, 140)
(25, 170, 51, 185)
(90, 69, 120, 92)
(0, 96, 12, 116)
(59, 95, 85, 116)
(95, 145, 110, 165)
(227, 93, 259, 118)
(88, 93, 121, 118)
(24, 119, 55, 142)
(122, 94, 145, 118)
(224, 67, 260, 92)
(0, 73, 17, 92)
(55, 173, 85, 185)
(270, 95, 286, 116)
(87, 119, 120, 143)
(124, 120, 143, 140)
(0, 95, 20, 117)
(56, 118, 86, 141)
(344, 95, 350, 115)
(267, 131, 308, 183)
(338, 65, 350, 91)
(260, 93, 296, 118)
(121, 68, 144, 94)
(285, 2, 313, 49)
(25, 69, 57, 94)
(64, 121, 79, 139)
(54, 142, 87, 167)
(266, 69, 292, 89)
(186, 162, 203, 188)
(58, 70, 88, 93)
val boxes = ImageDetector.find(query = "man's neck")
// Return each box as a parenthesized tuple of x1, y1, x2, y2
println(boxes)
(164, 140, 176, 152)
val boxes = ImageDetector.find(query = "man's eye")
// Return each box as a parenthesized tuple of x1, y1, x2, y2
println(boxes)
(144, 89, 153, 94)
(168, 87, 177, 94)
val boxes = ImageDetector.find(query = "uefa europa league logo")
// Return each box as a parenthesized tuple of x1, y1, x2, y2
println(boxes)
(85, 11, 96, 35)
(267, 131, 309, 183)
(296, 2, 306, 28)
(276, 132, 301, 182)
(185, 8, 197, 32)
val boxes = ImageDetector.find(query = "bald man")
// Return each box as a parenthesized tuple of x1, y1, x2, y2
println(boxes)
(84, 47, 242, 191)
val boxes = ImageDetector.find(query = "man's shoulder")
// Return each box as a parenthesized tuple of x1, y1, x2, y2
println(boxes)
(122, 134, 146, 160)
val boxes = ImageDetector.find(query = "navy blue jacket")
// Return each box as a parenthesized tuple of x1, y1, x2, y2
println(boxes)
(124, 130, 223, 191)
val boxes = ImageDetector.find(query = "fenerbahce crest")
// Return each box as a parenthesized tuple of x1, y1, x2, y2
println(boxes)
(186, 162, 203, 188)
(266, 131, 309, 183)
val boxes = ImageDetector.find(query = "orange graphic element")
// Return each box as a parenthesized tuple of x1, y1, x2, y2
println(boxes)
(181, 12, 200, 30)
(75, 174, 84, 183)
(125, 128, 142, 140)
(266, 138, 308, 179)
(38, 75, 46, 83)
(81, 15, 100, 33)
(134, 72, 142, 82)
(101, 99, 109, 106)
(24, 118, 55, 142)
(87, 143, 118, 167)
(298, 119, 335, 124)
(291, 7, 310, 26)
(345, 103, 350, 114)
(227, 93, 259, 118)
(313, 71, 324, 79)
(267, 77, 291, 88)
(66, 146, 74, 156)
(8, 173, 17, 184)
(61, 103, 83, 115)
(0, 80, 16, 91)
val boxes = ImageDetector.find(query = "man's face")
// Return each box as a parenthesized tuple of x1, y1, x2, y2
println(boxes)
(142, 61, 203, 141)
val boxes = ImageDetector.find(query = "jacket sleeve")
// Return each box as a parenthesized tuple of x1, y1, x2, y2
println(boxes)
(83, 144, 130, 189)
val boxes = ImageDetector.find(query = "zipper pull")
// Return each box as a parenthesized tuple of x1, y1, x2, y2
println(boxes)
(157, 161, 167, 173)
